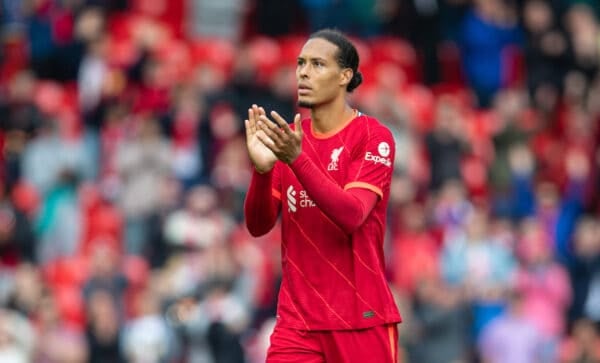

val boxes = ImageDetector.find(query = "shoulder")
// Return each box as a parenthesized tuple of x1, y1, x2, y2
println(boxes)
(357, 114, 394, 142)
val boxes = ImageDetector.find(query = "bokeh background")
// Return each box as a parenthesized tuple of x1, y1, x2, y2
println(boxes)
(1, 0, 600, 362)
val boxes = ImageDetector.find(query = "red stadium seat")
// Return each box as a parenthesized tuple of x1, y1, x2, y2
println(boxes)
(190, 38, 236, 75)
(279, 35, 306, 64)
(247, 36, 282, 84)
(153, 39, 193, 83)
(53, 285, 86, 329)
(43, 256, 90, 288)
(369, 37, 420, 83)
(107, 37, 140, 68)
(438, 42, 465, 86)
(349, 36, 372, 71)
(401, 85, 436, 132)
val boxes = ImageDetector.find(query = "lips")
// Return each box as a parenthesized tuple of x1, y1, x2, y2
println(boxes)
(298, 84, 312, 95)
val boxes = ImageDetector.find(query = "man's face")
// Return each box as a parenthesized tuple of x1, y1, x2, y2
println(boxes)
(296, 38, 347, 108)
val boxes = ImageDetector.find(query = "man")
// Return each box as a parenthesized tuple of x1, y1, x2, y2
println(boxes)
(244, 29, 401, 363)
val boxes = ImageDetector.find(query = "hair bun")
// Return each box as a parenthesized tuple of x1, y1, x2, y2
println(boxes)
(348, 71, 363, 92)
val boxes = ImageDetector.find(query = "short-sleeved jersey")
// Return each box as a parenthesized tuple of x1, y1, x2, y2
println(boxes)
(270, 113, 401, 330)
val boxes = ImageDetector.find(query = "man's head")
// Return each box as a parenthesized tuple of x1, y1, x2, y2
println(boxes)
(296, 29, 362, 108)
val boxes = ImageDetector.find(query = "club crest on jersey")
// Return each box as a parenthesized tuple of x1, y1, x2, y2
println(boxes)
(327, 146, 344, 171)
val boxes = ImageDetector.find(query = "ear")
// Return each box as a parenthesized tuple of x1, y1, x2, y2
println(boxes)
(339, 68, 353, 88)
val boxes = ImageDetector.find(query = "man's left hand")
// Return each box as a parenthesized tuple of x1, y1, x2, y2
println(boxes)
(256, 111, 303, 164)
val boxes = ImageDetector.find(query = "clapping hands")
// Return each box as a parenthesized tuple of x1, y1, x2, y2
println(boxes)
(245, 104, 303, 169)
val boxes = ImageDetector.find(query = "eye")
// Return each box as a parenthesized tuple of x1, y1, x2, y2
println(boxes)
(297, 59, 305, 66)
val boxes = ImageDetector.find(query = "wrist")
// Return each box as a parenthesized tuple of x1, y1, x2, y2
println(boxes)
(289, 151, 307, 168)
(254, 165, 273, 174)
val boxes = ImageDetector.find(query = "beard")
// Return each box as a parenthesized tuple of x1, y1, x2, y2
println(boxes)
(297, 100, 314, 108)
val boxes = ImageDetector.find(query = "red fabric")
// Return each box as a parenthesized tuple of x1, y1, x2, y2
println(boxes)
(267, 323, 399, 363)
(245, 115, 401, 330)
(290, 152, 378, 234)
(133, 86, 170, 114)
(245, 170, 280, 237)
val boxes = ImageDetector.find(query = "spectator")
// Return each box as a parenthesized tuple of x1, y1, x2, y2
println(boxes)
(6, 264, 43, 316)
(34, 169, 82, 264)
(559, 318, 600, 363)
(116, 114, 171, 255)
(441, 204, 516, 338)
(515, 218, 572, 361)
(0, 71, 45, 189)
(458, 0, 522, 107)
(0, 182, 35, 266)
(164, 184, 235, 251)
(392, 201, 440, 298)
(564, 4, 599, 82)
(565, 217, 600, 325)
(85, 288, 125, 363)
(0, 308, 35, 363)
(82, 242, 128, 311)
(522, 0, 571, 100)
(407, 278, 471, 363)
(34, 290, 88, 363)
(478, 290, 546, 363)
(21, 118, 91, 197)
(425, 97, 470, 191)
(122, 287, 179, 363)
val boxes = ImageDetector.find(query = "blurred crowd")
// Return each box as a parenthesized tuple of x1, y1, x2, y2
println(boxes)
(0, 0, 600, 362)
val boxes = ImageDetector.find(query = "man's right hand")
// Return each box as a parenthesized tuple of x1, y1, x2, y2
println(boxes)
(245, 104, 278, 173)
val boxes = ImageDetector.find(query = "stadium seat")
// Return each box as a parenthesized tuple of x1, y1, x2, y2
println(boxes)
(190, 38, 236, 76)
(369, 37, 420, 83)
(247, 36, 282, 84)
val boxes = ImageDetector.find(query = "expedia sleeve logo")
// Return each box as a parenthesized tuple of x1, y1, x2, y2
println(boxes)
(364, 142, 392, 167)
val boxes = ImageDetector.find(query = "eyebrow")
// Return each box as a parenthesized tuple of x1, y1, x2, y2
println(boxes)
(297, 56, 328, 62)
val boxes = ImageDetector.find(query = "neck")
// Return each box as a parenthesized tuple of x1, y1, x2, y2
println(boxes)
(310, 97, 356, 135)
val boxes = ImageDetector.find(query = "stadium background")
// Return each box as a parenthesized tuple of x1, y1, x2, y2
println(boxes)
(1, 0, 600, 362)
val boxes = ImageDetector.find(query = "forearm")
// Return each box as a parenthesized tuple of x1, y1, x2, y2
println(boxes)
(290, 153, 376, 234)
(244, 169, 279, 236)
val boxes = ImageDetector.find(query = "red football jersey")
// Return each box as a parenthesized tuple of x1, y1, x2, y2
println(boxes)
(270, 113, 401, 330)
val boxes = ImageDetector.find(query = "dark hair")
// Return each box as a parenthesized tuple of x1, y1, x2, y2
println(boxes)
(309, 29, 363, 92)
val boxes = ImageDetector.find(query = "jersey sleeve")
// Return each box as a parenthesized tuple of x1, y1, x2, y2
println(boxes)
(244, 162, 282, 237)
(344, 122, 395, 198)
(271, 160, 282, 200)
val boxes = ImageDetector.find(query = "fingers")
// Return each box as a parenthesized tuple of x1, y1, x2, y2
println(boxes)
(247, 107, 256, 133)
(293, 113, 302, 138)
(246, 104, 267, 136)
(249, 107, 302, 153)
(244, 119, 252, 141)
(270, 111, 292, 134)
(257, 115, 284, 146)
(255, 129, 276, 148)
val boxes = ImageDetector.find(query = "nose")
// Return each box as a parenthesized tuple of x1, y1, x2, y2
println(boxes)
(297, 63, 308, 78)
